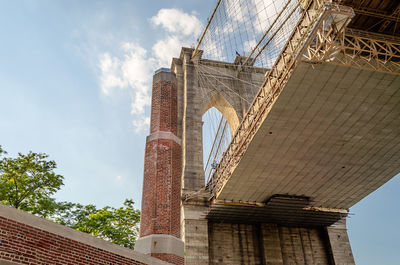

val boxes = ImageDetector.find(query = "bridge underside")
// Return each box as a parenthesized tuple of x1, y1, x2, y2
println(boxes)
(207, 195, 346, 226)
(208, 60, 400, 224)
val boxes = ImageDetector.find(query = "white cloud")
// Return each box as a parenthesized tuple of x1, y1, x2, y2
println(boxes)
(99, 42, 154, 118)
(120, 43, 154, 115)
(99, 53, 126, 95)
(203, 39, 225, 60)
(244, 39, 257, 54)
(253, 0, 274, 33)
(151, 9, 202, 36)
(99, 8, 202, 133)
(152, 36, 183, 68)
(252, 0, 294, 33)
(130, 91, 151, 115)
(225, 0, 245, 22)
(132, 117, 150, 133)
(99, 42, 154, 132)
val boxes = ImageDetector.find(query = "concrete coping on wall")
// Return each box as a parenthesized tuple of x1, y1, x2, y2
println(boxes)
(0, 204, 171, 265)
(146, 131, 182, 145)
(153, 70, 175, 84)
(0, 260, 23, 265)
(135, 234, 184, 257)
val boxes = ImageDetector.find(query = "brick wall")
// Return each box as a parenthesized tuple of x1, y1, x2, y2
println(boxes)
(150, 78, 178, 135)
(0, 205, 170, 265)
(140, 71, 181, 239)
(140, 139, 181, 237)
(151, 254, 184, 265)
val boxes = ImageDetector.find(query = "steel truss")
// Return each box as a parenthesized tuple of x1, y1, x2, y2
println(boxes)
(207, 0, 400, 199)
(302, 24, 400, 74)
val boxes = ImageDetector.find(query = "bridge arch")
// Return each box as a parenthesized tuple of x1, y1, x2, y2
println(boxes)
(171, 47, 266, 191)
(202, 93, 240, 135)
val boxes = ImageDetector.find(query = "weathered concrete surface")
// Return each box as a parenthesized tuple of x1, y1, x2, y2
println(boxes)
(171, 48, 266, 191)
(135, 234, 184, 257)
(181, 190, 210, 265)
(217, 62, 400, 209)
(326, 220, 355, 265)
(171, 48, 266, 264)
(167, 47, 360, 265)
(208, 221, 354, 265)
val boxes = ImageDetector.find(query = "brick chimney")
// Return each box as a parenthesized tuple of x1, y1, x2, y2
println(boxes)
(134, 68, 184, 265)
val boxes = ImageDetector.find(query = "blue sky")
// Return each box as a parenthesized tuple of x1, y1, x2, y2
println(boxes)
(0, 1, 398, 264)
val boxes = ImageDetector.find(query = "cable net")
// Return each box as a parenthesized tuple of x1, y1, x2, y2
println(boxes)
(198, 0, 301, 68)
(203, 109, 232, 184)
(198, 0, 302, 183)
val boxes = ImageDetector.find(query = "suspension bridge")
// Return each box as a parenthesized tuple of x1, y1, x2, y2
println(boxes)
(197, 0, 400, 224)
(136, 0, 400, 264)
(1, 1, 399, 265)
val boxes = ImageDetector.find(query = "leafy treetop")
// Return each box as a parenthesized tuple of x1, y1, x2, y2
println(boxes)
(0, 146, 63, 217)
(53, 199, 140, 249)
(0, 145, 140, 249)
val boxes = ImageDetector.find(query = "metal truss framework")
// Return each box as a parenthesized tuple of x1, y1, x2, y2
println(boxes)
(352, 6, 400, 22)
(207, 0, 400, 199)
(302, 26, 400, 74)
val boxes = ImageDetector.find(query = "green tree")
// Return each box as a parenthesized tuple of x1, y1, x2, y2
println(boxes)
(0, 146, 63, 217)
(0, 145, 140, 249)
(53, 199, 140, 249)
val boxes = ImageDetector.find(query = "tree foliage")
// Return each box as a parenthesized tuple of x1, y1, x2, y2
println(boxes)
(0, 145, 140, 249)
(0, 146, 63, 217)
(53, 199, 140, 249)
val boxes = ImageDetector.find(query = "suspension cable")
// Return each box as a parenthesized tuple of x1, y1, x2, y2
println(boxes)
(193, 0, 222, 58)
(239, 0, 293, 70)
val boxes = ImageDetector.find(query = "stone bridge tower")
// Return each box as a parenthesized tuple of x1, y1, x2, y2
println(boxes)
(135, 47, 355, 265)
(135, 47, 266, 264)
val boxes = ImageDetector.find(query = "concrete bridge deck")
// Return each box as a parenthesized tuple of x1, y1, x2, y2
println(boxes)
(208, 60, 399, 226)
(215, 61, 399, 209)
(206, 0, 400, 225)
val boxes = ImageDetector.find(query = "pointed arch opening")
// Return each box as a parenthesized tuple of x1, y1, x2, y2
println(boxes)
(202, 93, 240, 134)
(202, 94, 239, 183)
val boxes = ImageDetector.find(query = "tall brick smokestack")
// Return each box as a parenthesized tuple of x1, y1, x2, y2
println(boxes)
(135, 68, 184, 265)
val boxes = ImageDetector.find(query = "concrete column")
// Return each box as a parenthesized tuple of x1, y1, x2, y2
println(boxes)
(326, 219, 356, 265)
(181, 190, 210, 265)
(135, 69, 184, 265)
(261, 224, 284, 265)
(181, 48, 205, 190)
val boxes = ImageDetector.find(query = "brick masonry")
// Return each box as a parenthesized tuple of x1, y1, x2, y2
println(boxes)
(0, 205, 170, 265)
(0, 216, 145, 265)
(151, 254, 184, 265)
(140, 139, 181, 238)
(137, 70, 183, 265)
(150, 77, 178, 136)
